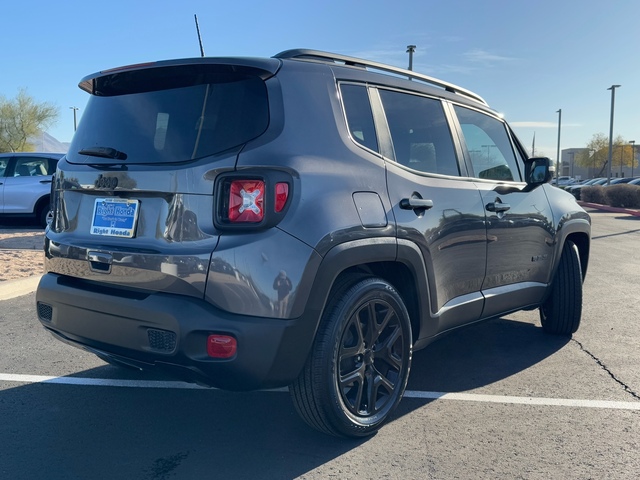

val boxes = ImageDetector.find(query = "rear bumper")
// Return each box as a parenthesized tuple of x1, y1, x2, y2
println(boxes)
(35, 273, 316, 390)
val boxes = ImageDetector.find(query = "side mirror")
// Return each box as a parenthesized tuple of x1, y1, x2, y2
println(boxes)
(525, 157, 553, 186)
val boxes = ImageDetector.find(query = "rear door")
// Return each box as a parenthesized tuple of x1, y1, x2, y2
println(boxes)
(2, 156, 54, 214)
(372, 87, 488, 335)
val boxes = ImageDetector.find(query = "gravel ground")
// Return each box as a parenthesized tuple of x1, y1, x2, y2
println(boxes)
(0, 228, 45, 282)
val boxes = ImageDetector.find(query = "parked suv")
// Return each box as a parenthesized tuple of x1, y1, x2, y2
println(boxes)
(36, 50, 591, 437)
(0, 152, 63, 227)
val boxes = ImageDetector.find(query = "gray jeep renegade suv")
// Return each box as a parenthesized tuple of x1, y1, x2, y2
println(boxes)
(36, 49, 591, 437)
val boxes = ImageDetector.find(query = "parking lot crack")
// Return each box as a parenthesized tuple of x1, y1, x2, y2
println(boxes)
(572, 339, 640, 401)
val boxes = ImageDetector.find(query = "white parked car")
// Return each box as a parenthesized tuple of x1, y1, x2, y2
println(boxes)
(0, 152, 64, 227)
(551, 175, 576, 187)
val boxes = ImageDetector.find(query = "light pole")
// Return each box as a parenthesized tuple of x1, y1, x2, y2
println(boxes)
(406, 45, 416, 71)
(619, 144, 624, 177)
(69, 106, 79, 131)
(606, 85, 621, 185)
(481, 144, 497, 159)
(631, 140, 636, 177)
(555, 109, 562, 183)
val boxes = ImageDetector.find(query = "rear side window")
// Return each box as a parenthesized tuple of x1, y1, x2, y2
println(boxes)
(68, 67, 269, 164)
(454, 106, 522, 181)
(340, 84, 378, 152)
(378, 89, 459, 176)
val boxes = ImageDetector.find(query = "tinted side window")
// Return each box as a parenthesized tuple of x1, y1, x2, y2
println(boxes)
(13, 157, 50, 177)
(454, 106, 522, 181)
(340, 84, 378, 152)
(0, 158, 8, 177)
(379, 90, 459, 176)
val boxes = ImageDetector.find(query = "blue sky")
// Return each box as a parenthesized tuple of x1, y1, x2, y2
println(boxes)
(2, 0, 638, 159)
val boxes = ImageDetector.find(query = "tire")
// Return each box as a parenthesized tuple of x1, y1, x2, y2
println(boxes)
(37, 202, 51, 228)
(290, 276, 412, 437)
(540, 240, 583, 335)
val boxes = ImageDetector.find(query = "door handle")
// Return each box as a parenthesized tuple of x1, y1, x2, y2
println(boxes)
(400, 197, 434, 211)
(486, 202, 511, 213)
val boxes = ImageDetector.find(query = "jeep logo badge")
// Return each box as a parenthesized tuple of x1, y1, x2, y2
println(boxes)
(95, 175, 118, 189)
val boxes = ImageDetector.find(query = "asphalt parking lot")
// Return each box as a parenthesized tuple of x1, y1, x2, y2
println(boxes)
(0, 209, 639, 479)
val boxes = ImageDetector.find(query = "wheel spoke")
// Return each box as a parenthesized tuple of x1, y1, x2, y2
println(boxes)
(340, 364, 365, 410)
(373, 366, 395, 395)
(374, 304, 394, 341)
(375, 324, 403, 371)
(364, 301, 378, 345)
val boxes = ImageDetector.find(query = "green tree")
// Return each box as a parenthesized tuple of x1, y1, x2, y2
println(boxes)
(576, 133, 634, 177)
(0, 88, 59, 152)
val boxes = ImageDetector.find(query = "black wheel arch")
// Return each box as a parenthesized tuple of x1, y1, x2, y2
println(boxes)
(291, 238, 430, 355)
(554, 221, 590, 282)
(34, 194, 50, 216)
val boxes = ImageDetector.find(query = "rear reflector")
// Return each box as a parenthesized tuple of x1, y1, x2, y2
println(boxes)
(207, 335, 237, 358)
(275, 182, 289, 213)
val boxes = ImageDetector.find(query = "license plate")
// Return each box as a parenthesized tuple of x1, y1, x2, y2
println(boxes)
(90, 198, 140, 238)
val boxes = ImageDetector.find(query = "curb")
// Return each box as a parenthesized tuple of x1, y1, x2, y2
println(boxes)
(578, 202, 640, 217)
(0, 275, 42, 301)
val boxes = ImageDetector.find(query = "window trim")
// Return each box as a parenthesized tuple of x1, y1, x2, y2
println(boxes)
(337, 81, 384, 158)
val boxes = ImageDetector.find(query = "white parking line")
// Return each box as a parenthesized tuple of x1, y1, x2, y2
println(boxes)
(403, 390, 640, 410)
(2, 373, 639, 411)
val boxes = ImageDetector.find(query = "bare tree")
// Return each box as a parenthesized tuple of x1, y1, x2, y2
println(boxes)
(0, 88, 59, 152)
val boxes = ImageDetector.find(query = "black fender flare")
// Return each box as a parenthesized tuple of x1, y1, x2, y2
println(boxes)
(288, 237, 431, 358)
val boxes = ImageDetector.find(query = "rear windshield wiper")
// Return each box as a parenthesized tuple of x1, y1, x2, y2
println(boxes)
(78, 146, 128, 160)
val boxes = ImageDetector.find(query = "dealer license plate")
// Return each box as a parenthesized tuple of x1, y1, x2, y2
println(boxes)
(90, 198, 140, 238)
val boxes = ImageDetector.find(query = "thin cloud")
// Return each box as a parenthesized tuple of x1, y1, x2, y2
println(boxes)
(463, 49, 515, 64)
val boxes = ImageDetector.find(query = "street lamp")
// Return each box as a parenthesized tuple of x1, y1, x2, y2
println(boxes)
(406, 45, 416, 71)
(606, 85, 621, 185)
(619, 144, 624, 177)
(630, 140, 636, 177)
(555, 109, 562, 183)
(481, 144, 497, 159)
(69, 106, 79, 132)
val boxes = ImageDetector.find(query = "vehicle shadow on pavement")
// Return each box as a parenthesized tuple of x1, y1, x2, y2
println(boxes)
(407, 316, 570, 392)
(0, 315, 569, 479)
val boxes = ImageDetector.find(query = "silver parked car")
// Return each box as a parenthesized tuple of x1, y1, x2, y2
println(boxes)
(0, 152, 63, 227)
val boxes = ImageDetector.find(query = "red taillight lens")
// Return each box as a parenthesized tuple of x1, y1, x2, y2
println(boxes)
(275, 182, 289, 213)
(229, 180, 264, 223)
(207, 334, 237, 358)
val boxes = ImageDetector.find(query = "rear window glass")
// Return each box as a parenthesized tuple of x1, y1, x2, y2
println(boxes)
(67, 69, 269, 164)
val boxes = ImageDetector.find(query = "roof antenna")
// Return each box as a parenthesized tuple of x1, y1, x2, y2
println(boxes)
(194, 14, 205, 57)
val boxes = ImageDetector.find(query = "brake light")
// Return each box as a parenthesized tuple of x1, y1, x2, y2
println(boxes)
(229, 180, 264, 223)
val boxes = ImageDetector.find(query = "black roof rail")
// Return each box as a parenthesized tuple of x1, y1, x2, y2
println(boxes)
(274, 48, 488, 106)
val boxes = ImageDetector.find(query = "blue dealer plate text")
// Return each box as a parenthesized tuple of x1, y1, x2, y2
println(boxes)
(90, 198, 140, 238)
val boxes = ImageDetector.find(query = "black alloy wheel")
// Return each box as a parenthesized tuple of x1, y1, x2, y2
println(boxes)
(290, 276, 412, 437)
